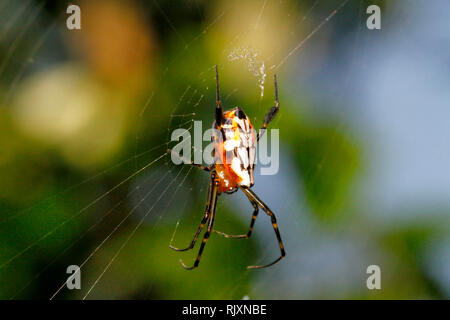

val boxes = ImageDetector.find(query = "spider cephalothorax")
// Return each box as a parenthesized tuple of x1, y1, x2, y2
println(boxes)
(170, 65, 284, 270)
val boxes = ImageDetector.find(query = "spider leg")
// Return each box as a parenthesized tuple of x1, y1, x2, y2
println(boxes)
(169, 172, 214, 251)
(213, 190, 259, 239)
(167, 149, 211, 172)
(257, 74, 279, 141)
(241, 187, 286, 269)
(215, 65, 223, 127)
(169, 213, 209, 252)
(179, 178, 219, 270)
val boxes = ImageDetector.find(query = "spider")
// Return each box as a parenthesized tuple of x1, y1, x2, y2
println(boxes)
(169, 65, 285, 270)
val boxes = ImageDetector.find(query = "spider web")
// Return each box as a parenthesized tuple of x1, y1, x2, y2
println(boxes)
(0, 0, 366, 300)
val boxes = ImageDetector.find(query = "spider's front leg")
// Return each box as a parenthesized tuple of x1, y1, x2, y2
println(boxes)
(215, 65, 224, 127)
(257, 74, 279, 141)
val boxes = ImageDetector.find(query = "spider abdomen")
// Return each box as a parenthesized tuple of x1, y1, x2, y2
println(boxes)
(213, 107, 256, 193)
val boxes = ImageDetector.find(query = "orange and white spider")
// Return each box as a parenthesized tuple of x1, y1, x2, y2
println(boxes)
(170, 65, 285, 270)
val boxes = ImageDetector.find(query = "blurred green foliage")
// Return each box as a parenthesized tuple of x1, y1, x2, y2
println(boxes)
(0, 0, 447, 300)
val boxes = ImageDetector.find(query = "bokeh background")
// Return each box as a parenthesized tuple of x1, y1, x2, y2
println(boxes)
(0, 0, 449, 299)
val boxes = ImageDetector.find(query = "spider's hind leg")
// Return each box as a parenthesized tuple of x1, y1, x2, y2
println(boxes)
(169, 212, 209, 252)
(241, 187, 286, 269)
(213, 191, 259, 239)
(169, 171, 215, 253)
(178, 178, 219, 270)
